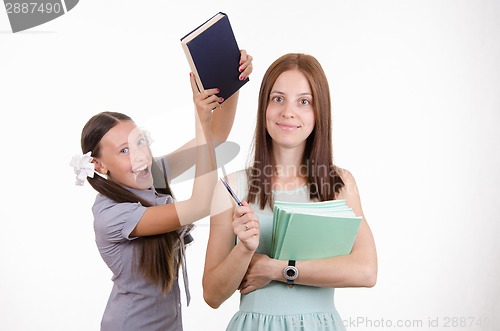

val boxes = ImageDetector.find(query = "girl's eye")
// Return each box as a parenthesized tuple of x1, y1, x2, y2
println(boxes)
(272, 96, 284, 103)
(120, 147, 129, 154)
(300, 98, 311, 105)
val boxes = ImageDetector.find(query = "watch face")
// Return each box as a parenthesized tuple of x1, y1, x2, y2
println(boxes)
(284, 266, 298, 280)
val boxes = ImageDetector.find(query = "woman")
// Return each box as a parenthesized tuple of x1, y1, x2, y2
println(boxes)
(203, 53, 377, 331)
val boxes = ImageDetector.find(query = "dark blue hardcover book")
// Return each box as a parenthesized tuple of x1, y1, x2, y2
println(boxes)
(181, 12, 249, 101)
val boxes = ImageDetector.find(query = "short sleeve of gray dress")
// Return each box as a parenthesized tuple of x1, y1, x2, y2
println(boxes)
(93, 199, 147, 242)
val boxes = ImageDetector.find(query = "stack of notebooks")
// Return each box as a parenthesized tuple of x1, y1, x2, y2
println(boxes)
(271, 200, 362, 260)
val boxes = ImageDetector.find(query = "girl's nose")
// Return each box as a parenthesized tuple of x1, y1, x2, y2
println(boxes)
(131, 146, 148, 163)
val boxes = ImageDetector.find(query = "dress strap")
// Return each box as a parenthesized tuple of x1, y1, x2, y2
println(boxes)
(177, 224, 194, 306)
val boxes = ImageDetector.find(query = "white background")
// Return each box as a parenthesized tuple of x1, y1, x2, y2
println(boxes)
(1, 1, 499, 330)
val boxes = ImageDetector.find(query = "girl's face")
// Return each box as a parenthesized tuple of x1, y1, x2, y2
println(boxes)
(95, 120, 154, 190)
(265, 69, 315, 151)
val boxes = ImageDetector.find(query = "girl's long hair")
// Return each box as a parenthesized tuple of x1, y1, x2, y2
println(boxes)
(81, 111, 179, 294)
(247, 53, 345, 209)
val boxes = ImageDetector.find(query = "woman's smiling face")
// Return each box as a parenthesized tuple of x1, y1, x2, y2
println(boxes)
(265, 69, 315, 151)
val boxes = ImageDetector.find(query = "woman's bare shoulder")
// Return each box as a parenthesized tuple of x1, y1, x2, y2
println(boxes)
(336, 166, 356, 185)
(335, 166, 360, 199)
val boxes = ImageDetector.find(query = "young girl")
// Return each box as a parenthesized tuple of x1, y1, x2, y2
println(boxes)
(204, 53, 377, 330)
(71, 52, 252, 331)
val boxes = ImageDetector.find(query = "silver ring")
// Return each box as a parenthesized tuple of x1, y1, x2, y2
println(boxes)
(245, 224, 249, 230)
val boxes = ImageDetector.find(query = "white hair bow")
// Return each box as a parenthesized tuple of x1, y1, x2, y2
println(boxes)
(142, 129, 154, 146)
(70, 151, 95, 186)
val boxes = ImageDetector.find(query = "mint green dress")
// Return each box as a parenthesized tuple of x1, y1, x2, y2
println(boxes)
(226, 170, 346, 331)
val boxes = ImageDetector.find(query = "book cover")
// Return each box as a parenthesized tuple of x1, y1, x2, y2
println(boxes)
(271, 200, 363, 260)
(181, 12, 249, 101)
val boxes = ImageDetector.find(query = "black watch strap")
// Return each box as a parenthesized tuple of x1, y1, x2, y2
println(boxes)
(287, 260, 295, 285)
(285, 260, 298, 286)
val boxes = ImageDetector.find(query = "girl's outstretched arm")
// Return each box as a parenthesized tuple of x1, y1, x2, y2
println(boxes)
(131, 74, 218, 236)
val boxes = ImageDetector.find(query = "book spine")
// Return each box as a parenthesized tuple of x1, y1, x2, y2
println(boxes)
(181, 42, 204, 92)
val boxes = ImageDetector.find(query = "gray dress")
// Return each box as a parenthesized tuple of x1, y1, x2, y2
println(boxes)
(93, 186, 192, 331)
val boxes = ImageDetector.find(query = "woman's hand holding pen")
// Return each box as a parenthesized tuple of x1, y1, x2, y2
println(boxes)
(233, 201, 260, 252)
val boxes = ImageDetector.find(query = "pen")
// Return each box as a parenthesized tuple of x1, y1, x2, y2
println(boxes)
(220, 178, 243, 206)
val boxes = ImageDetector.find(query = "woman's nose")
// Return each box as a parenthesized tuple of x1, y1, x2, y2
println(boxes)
(281, 103, 295, 118)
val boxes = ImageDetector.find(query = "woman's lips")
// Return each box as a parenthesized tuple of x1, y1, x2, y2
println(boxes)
(276, 122, 300, 131)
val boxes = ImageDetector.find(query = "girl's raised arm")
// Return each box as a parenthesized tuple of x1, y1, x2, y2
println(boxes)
(131, 74, 219, 236)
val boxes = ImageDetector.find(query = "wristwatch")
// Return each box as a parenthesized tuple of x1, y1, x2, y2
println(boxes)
(283, 260, 298, 287)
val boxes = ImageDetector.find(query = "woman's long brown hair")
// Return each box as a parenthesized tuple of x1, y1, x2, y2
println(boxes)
(247, 53, 344, 209)
(81, 111, 179, 294)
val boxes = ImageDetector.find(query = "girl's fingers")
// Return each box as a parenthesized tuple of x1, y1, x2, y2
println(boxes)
(238, 50, 253, 80)
(193, 88, 223, 112)
(189, 72, 200, 94)
(190, 72, 220, 99)
(204, 87, 220, 97)
(194, 88, 219, 102)
(239, 60, 253, 80)
(239, 54, 252, 69)
(239, 49, 247, 61)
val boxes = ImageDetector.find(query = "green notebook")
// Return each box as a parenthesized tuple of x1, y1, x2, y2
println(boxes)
(271, 200, 362, 260)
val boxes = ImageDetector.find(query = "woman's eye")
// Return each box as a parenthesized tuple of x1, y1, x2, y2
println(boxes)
(300, 99, 311, 105)
(272, 96, 284, 103)
(137, 138, 146, 146)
